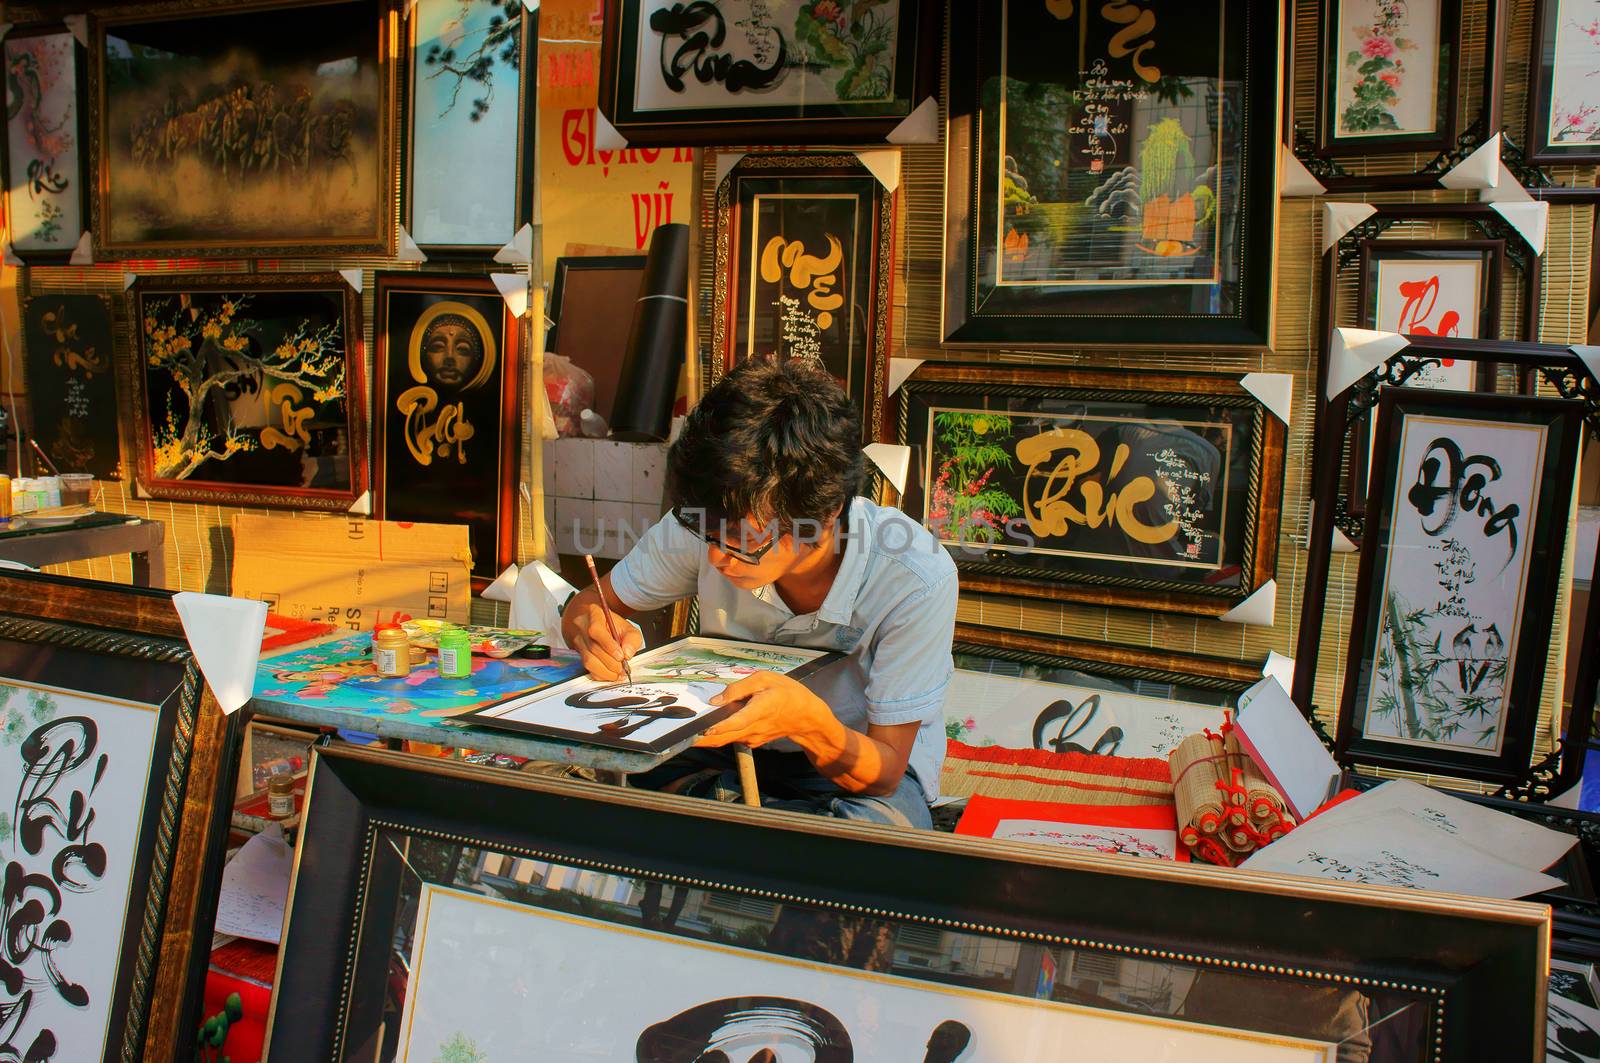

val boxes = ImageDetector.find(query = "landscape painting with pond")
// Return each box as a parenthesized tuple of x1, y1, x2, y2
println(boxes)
(97, 0, 389, 254)
(989, 3, 1226, 289)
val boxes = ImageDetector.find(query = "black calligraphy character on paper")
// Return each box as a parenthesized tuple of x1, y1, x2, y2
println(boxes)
(565, 689, 696, 739)
(1548, 996, 1600, 1063)
(1406, 437, 1522, 570)
(650, 3, 787, 95)
(635, 998, 976, 1063)
(1031, 695, 1123, 756)
(0, 716, 104, 1061)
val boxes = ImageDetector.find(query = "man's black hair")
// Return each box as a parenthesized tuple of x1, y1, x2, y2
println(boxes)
(666, 356, 864, 534)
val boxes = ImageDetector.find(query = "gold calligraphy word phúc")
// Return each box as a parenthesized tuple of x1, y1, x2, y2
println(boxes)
(398, 300, 498, 467)
(41, 305, 108, 376)
(1016, 428, 1177, 544)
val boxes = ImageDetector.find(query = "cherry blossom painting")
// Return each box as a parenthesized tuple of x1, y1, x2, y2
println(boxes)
(1531, 0, 1600, 162)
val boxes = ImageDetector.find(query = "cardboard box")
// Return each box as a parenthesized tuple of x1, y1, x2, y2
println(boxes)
(231, 514, 472, 633)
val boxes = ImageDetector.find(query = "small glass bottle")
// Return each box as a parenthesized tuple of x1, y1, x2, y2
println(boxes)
(437, 628, 472, 679)
(373, 627, 412, 677)
(267, 774, 295, 819)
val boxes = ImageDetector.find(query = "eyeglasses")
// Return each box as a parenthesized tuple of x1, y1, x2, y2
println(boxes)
(672, 508, 778, 565)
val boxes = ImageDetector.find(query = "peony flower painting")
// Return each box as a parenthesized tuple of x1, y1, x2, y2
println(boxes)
(1333, 0, 1443, 139)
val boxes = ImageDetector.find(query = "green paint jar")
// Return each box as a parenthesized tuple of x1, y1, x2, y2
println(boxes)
(437, 628, 472, 680)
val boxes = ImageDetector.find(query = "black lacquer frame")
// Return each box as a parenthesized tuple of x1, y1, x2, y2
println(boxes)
(267, 741, 1549, 1061)
(1294, 336, 1600, 800)
(0, 570, 240, 1062)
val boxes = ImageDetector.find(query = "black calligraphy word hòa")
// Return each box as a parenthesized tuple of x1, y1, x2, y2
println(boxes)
(635, 996, 975, 1063)
(1406, 437, 1522, 570)
(1032, 696, 1123, 757)
(565, 689, 696, 738)
(651, 3, 787, 95)
(0, 717, 106, 1062)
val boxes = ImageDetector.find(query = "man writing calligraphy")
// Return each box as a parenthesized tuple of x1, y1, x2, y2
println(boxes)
(561, 358, 957, 828)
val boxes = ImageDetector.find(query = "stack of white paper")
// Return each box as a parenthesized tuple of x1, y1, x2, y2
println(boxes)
(1241, 780, 1574, 899)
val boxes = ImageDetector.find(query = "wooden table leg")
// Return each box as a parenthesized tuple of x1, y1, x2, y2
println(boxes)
(136, 521, 167, 588)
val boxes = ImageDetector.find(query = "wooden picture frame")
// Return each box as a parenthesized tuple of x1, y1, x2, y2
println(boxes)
(941, 0, 1280, 348)
(895, 362, 1288, 619)
(709, 152, 894, 444)
(19, 292, 121, 479)
(596, 0, 941, 146)
(1343, 237, 1506, 511)
(265, 741, 1549, 1060)
(1528, 0, 1600, 165)
(1292, 0, 1504, 192)
(405, 0, 537, 255)
(89, 0, 398, 259)
(947, 624, 1262, 762)
(1338, 387, 1583, 785)
(1314, 204, 1540, 532)
(0, 23, 89, 263)
(1295, 335, 1600, 799)
(1314, 0, 1464, 158)
(128, 272, 370, 511)
(547, 254, 647, 426)
(0, 571, 239, 1062)
(373, 272, 521, 589)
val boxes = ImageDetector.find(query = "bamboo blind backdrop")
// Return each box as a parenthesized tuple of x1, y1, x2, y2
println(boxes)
(2, 1, 1593, 783)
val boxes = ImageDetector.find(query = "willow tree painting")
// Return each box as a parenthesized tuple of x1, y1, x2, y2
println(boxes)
(132, 275, 367, 510)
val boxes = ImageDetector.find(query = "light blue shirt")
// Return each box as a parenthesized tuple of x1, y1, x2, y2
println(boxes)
(609, 497, 957, 801)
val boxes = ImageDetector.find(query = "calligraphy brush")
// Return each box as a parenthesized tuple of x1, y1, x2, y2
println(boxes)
(28, 439, 59, 477)
(584, 553, 634, 686)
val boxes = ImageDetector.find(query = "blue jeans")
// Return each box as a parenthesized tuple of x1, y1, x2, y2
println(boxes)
(631, 747, 933, 830)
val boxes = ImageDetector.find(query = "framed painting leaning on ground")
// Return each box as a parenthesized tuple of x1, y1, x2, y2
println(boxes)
(1, 23, 88, 262)
(90, 0, 397, 258)
(1339, 388, 1584, 785)
(895, 362, 1288, 619)
(406, 0, 536, 254)
(128, 272, 369, 511)
(710, 153, 894, 444)
(1529, 0, 1600, 164)
(267, 742, 1548, 1060)
(942, 0, 1279, 347)
(596, 0, 941, 145)
(0, 571, 238, 1063)
(373, 272, 520, 589)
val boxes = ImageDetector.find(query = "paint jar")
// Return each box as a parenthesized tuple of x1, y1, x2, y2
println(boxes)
(267, 774, 295, 819)
(373, 627, 412, 678)
(437, 628, 472, 679)
(0, 476, 11, 521)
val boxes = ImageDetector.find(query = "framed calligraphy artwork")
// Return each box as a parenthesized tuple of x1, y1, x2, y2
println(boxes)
(548, 254, 647, 425)
(373, 273, 520, 589)
(1344, 238, 1503, 508)
(895, 362, 1288, 618)
(1, 24, 87, 262)
(943, 625, 1258, 795)
(1529, 0, 1600, 164)
(1339, 389, 1583, 784)
(710, 153, 893, 443)
(90, 0, 397, 258)
(596, 0, 941, 145)
(20, 293, 121, 478)
(942, 0, 1279, 348)
(407, 0, 537, 254)
(128, 273, 369, 511)
(267, 741, 1548, 1060)
(0, 571, 238, 1062)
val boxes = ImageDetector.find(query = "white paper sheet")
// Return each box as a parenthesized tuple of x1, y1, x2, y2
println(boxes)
(214, 827, 294, 944)
(1232, 677, 1341, 820)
